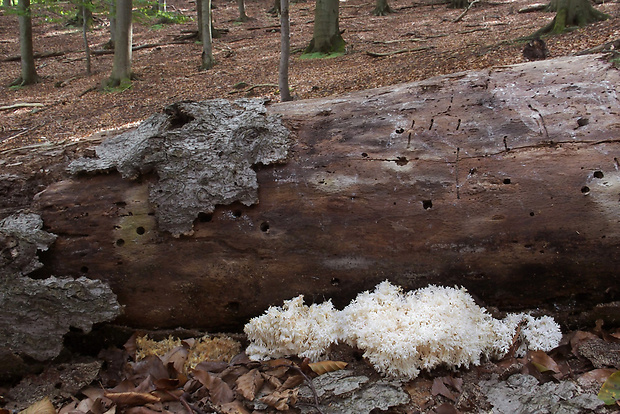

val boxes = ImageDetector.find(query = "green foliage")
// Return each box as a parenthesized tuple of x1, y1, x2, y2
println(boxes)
(299, 51, 345, 60)
(598, 371, 620, 405)
(132, 0, 189, 25)
(103, 77, 132, 93)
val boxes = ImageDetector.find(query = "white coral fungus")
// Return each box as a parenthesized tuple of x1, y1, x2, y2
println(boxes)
(244, 295, 339, 361)
(243, 281, 562, 379)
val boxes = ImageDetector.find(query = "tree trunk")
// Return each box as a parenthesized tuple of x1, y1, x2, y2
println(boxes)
(305, 0, 345, 54)
(236, 0, 249, 21)
(2, 0, 12, 7)
(201, 0, 214, 69)
(279, 0, 292, 102)
(268, 0, 280, 15)
(197, 0, 203, 38)
(106, 0, 116, 49)
(107, 0, 132, 87)
(536, 0, 608, 35)
(373, 0, 393, 16)
(20, 55, 620, 332)
(12, 0, 38, 86)
(82, 5, 92, 74)
(449, 0, 468, 8)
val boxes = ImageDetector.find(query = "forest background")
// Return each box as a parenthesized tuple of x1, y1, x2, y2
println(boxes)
(0, 0, 619, 152)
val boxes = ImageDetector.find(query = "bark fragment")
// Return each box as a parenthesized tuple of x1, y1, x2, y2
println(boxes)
(68, 99, 290, 237)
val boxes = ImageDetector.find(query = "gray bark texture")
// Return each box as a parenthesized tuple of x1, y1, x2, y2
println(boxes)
(16, 0, 37, 85)
(109, 0, 132, 85)
(279, 0, 292, 102)
(6, 54, 619, 333)
(0, 213, 122, 362)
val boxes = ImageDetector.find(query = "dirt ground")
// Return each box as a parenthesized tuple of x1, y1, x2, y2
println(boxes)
(0, 0, 619, 152)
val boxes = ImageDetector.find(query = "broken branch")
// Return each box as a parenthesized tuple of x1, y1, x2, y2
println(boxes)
(453, 0, 480, 23)
(366, 46, 433, 57)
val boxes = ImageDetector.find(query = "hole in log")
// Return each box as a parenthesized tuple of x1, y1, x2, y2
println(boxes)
(226, 301, 240, 313)
(136, 226, 145, 235)
(395, 156, 409, 166)
(116, 239, 125, 247)
(529, 212, 535, 217)
(395, 127, 404, 134)
(115, 201, 127, 207)
(593, 171, 604, 179)
(80, 266, 89, 273)
(331, 277, 340, 286)
(503, 178, 511, 184)
(260, 222, 270, 232)
(198, 212, 213, 222)
(429, 119, 434, 130)
(361, 152, 368, 158)
(233, 210, 242, 218)
(581, 186, 590, 194)
(422, 200, 433, 210)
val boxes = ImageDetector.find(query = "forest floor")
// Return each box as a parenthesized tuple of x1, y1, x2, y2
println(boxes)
(0, 0, 619, 152)
(2, 0, 620, 413)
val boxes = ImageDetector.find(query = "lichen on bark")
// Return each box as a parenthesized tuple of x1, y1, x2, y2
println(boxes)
(68, 99, 291, 237)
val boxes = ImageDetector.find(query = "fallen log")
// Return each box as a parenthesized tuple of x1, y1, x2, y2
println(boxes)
(25, 54, 620, 332)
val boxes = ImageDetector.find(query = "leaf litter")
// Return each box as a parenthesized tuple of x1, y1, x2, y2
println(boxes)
(5, 322, 620, 413)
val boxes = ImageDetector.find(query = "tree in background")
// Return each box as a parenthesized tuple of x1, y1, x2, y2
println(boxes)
(2, 0, 12, 7)
(236, 0, 249, 21)
(535, 0, 608, 35)
(279, 0, 291, 101)
(11, 0, 38, 86)
(106, 0, 133, 87)
(373, 0, 393, 16)
(305, 0, 344, 54)
(201, 0, 214, 69)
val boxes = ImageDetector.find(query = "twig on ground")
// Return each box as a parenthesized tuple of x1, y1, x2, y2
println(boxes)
(366, 46, 433, 57)
(228, 84, 279, 94)
(453, 0, 480, 23)
(0, 103, 44, 111)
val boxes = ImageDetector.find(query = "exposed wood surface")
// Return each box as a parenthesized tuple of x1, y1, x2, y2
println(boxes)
(31, 55, 620, 331)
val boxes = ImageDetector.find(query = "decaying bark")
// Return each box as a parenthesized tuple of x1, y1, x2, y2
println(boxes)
(5, 54, 619, 333)
(0, 213, 122, 362)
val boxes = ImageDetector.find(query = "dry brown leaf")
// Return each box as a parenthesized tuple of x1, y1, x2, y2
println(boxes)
(570, 331, 599, 354)
(103, 391, 161, 406)
(124, 407, 165, 414)
(161, 345, 189, 374)
(277, 374, 304, 391)
(432, 377, 458, 402)
(579, 368, 617, 385)
(219, 400, 251, 414)
(262, 373, 283, 390)
(308, 360, 348, 375)
(193, 368, 235, 404)
(434, 402, 460, 414)
(235, 369, 264, 400)
(528, 350, 561, 374)
(260, 389, 298, 411)
(153, 377, 180, 390)
(18, 397, 56, 414)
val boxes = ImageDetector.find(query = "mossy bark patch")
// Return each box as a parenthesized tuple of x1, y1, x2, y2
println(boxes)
(68, 99, 290, 237)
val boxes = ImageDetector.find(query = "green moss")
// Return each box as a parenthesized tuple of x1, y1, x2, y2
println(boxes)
(300, 51, 345, 60)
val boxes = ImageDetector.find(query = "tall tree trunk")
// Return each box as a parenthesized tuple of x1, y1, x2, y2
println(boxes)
(305, 0, 344, 54)
(106, 0, 116, 49)
(82, 4, 91, 74)
(12, 0, 38, 86)
(236, 0, 249, 21)
(536, 0, 608, 35)
(279, 0, 292, 102)
(373, 0, 393, 16)
(197, 0, 203, 39)
(2, 0, 12, 7)
(268, 0, 280, 15)
(107, 0, 132, 87)
(201, 0, 214, 69)
(449, 0, 468, 8)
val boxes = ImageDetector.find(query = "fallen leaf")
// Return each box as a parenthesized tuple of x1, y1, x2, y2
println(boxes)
(19, 397, 56, 414)
(161, 346, 189, 374)
(277, 374, 304, 391)
(192, 368, 234, 404)
(308, 360, 348, 375)
(579, 368, 616, 385)
(260, 389, 298, 411)
(235, 369, 264, 400)
(598, 370, 620, 405)
(528, 350, 560, 373)
(103, 391, 161, 406)
(432, 377, 458, 401)
(219, 400, 251, 414)
(434, 402, 460, 414)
